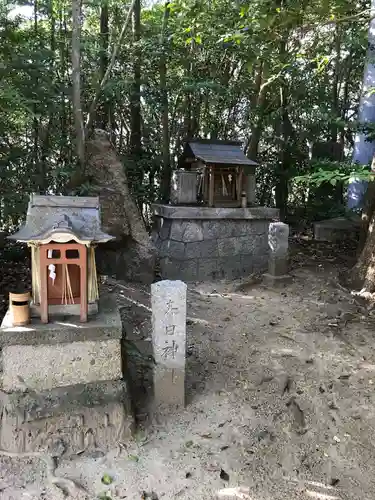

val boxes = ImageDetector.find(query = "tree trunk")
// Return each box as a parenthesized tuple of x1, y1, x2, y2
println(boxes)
(86, 130, 150, 244)
(275, 32, 291, 221)
(85, 0, 136, 133)
(71, 0, 85, 168)
(246, 61, 267, 161)
(86, 130, 155, 283)
(357, 173, 375, 255)
(130, 0, 142, 157)
(159, 2, 171, 202)
(275, 85, 290, 221)
(182, 38, 194, 140)
(97, 0, 109, 129)
(58, 5, 69, 172)
(331, 25, 341, 143)
(347, 3, 375, 292)
(40, 0, 56, 191)
(349, 197, 375, 292)
(33, 0, 42, 191)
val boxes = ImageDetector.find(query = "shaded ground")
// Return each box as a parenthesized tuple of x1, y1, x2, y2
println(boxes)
(2, 237, 375, 499)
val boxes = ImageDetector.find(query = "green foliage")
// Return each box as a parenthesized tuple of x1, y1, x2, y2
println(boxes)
(0, 0, 370, 227)
(294, 161, 374, 187)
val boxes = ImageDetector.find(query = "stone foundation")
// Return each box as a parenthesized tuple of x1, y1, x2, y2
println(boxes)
(0, 380, 132, 454)
(152, 205, 279, 281)
(0, 294, 134, 455)
(313, 216, 361, 242)
(2, 339, 122, 391)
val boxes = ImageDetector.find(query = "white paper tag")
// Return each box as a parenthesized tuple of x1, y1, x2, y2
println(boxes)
(48, 263, 56, 284)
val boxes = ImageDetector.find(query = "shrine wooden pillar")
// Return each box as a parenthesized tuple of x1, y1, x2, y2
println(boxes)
(80, 246, 88, 322)
(208, 166, 214, 207)
(39, 243, 88, 324)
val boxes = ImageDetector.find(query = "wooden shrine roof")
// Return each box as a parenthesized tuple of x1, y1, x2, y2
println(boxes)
(182, 140, 258, 167)
(9, 195, 114, 244)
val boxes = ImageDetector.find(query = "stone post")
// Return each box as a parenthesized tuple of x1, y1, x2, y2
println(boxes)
(245, 173, 256, 205)
(263, 222, 291, 285)
(151, 280, 187, 412)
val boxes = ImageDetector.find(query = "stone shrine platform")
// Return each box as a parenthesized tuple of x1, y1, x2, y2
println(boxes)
(0, 294, 133, 455)
(152, 204, 279, 281)
(313, 216, 361, 242)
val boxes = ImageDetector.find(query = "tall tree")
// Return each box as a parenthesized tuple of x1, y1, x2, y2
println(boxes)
(71, 0, 85, 167)
(98, 0, 109, 129)
(0, 0, 368, 229)
(130, 0, 142, 156)
(159, 2, 171, 202)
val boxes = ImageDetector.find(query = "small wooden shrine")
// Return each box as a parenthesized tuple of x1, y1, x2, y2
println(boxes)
(178, 139, 258, 207)
(9, 195, 114, 324)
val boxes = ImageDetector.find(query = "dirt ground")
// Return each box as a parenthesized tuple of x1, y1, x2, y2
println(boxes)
(2, 239, 375, 500)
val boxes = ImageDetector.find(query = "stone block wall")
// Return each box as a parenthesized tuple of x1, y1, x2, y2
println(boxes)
(153, 209, 279, 281)
(313, 217, 361, 242)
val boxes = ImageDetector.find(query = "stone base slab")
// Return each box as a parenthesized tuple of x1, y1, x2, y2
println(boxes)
(263, 273, 293, 286)
(152, 204, 279, 220)
(153, 366, 185, 410)
(30, 301, 98, 318)
(313, 217, 361, 242)
(0, 380, 133, 455)
(268, 254, 288, 276)
(0, 293, 122, 347)
(2, 338, 122, 391)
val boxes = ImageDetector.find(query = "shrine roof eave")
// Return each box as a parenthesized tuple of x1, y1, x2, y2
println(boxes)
(182, 140, 258, 168)
(199, 160, 257, 170)
(8, 227, 114, 245)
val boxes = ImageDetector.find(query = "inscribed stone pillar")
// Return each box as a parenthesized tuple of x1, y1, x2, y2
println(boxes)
(264, 222, 290, 284)
(151, 280, 187, 411)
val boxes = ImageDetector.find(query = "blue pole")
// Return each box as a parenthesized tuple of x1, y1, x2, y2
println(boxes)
(348, 2, 375, 209)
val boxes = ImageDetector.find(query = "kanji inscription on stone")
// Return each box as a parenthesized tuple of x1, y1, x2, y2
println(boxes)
(151, 280, 187, 409)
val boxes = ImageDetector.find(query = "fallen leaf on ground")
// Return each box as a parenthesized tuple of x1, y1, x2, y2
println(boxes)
(101, 474, 113, 485)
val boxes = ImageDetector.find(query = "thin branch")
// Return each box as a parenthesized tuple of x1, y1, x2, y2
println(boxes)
(85, 0, 137, 134)
(303, 10, 375, 33)
(259, 68, 286, 92)
(327, 9, 372, 25)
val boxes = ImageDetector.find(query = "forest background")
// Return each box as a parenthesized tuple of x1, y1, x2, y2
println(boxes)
(0, 0, 372, 229)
